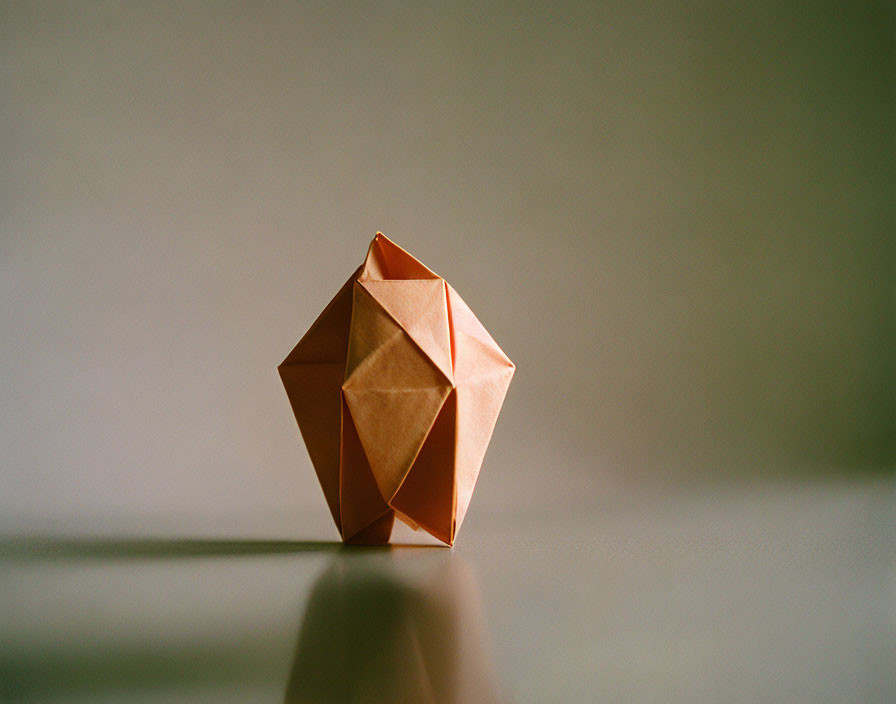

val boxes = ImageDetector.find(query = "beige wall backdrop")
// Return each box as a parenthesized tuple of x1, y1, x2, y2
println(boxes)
(1, 2, 892, 533)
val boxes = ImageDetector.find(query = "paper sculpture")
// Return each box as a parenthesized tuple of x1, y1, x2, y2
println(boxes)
(278, 233, 514, 546)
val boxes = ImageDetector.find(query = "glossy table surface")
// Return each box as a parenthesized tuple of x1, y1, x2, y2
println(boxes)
(2, 476, 893, 703)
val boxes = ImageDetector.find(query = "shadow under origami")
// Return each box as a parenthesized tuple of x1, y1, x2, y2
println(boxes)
(284, 553, 506, 703)
(0, 537, 448, 700)
(0, 537, 345, 561)
(0, 537, 348, 699)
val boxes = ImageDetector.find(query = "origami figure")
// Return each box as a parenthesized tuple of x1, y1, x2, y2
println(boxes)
(279, 233, 514, 546)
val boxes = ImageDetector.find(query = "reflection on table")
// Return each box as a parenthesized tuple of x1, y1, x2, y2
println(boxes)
(286, 552, 504, 703)
(0, 537, 505, 703)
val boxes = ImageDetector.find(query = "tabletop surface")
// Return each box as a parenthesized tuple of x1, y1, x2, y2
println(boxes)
(2, 475, 893, 703)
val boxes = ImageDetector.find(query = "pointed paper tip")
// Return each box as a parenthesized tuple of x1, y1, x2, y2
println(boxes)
(372, 231, 391, 249)
(361, 231, 440, 280)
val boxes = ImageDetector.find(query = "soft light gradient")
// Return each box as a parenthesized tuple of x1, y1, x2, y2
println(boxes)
(2, 0, 892, 533)
(1, 2, 893, 702)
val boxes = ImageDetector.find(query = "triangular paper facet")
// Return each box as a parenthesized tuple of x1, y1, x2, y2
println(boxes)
(446, 284, 515, 532)
(338, 394, 394, 542)
(278, 271, 358, 528)
(390, 389, 458, 544)
(359, 278, 453, 382)
(361, 232, 439, 281)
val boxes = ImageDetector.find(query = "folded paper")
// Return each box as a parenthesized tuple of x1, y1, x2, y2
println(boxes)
(279, 233, 514, 546)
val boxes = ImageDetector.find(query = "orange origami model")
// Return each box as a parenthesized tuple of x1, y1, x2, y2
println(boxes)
(278, 233, 514, 546)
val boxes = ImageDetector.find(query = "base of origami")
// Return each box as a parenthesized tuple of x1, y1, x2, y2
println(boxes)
(342, 511, 395, 545)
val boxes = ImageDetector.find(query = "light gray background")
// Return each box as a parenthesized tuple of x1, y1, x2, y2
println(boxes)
(1, 1, 893, 532)
(1, 4, 894, 703)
